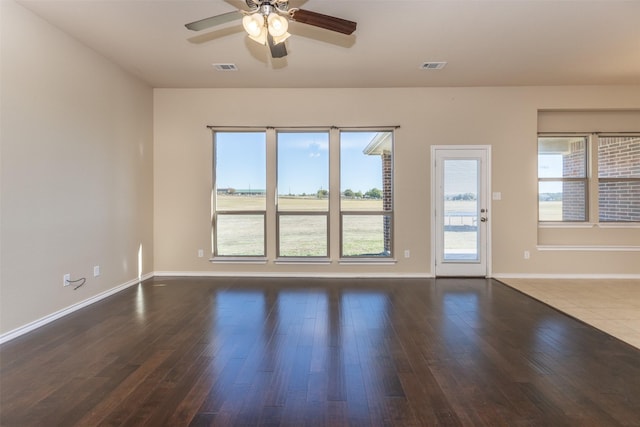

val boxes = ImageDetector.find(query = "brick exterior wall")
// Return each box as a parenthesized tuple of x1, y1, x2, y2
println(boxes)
(598, 137, 640, 222)
(562, 140, 587, 221)
(382, 153, 392, 254)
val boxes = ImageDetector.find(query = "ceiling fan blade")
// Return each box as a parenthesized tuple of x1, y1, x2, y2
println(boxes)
(290, 9, 357, 35)
(289, 22, 356, 48)
(267, 34, 288, 58)
(185, 11, 242, 31)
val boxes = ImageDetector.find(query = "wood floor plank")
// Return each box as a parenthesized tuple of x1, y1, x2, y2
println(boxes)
(2, 277, 640, 426)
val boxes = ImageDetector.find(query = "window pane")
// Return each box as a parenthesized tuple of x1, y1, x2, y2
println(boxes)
(598, 136, 640, 178)
(342, 215, 391, 257)
(277, 132, 329, 211)
(538, 181, 587, 221)
(278, 215, 327, 257)
(215, 132, 266, 210)
(341, 131, 393, 212)
(599, 181, 640, 222)
(216, 214, 264, 256)
(598, 136, 640, 222)
(538, 137, 587, 178)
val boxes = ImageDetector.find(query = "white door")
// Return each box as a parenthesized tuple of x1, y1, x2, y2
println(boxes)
(432, 146, 490, 277)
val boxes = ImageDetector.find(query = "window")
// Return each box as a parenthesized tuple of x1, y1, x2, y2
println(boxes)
(277, 131, 329, 257)
(538, 134, 640, 223)
(211, 128, 395, 259)
(340, 131, 393, 257)
(538, 136, 588, 222)
(213, 132, 266, 257)
(598, 136, 640, 222)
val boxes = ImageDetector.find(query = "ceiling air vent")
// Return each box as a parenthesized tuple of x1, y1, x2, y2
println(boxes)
(213, 63, 238, 71)
(421, 62, 447, 70)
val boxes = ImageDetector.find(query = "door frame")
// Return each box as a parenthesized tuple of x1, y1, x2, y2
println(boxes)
(431, 145, 492, 277)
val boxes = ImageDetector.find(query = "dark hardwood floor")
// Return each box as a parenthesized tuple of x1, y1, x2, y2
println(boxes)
(1, 277, 639, 426)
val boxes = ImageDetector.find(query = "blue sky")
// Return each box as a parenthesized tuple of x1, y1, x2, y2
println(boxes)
(215, 131, 384, 194)
(215, 132, 565, 196)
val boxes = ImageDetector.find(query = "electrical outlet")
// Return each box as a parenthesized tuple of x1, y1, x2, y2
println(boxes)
(198, 249, 204, 258)
(63, 274, 71, 287)
(524, 250, 530, 260)
(94, 265, 100, 277)
(404, 249, 410, 258)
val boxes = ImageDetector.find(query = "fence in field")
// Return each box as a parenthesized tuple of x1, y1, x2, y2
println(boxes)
(444, 212, 478, 231)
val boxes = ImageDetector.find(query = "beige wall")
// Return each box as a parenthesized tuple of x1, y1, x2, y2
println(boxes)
(154, 87, 640, 277)
(0, 0, 154, 335)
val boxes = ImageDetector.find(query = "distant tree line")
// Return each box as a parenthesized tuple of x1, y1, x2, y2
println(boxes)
(219, 187, 385, 200)
(539, 193, 562, 201)
(445, 193, 477, 201)
(341, 188, 382, 199)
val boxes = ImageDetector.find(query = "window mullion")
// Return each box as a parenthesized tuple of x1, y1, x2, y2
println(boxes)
(329, 127, 341, 260)
(589, 133, 599, 223)
(266, 128, 278, 260)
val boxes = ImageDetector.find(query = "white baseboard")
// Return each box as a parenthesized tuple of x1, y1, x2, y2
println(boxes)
(493, 273, 640, 280)
(153, 271, 435, 279)
(0, 273, 154, 345)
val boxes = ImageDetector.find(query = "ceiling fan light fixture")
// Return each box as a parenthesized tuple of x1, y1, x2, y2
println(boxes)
(248, 28, 267, 45)
(242, 13, 264, 38)
(272, 31, 290, 45)
(267, 13, 288, 37)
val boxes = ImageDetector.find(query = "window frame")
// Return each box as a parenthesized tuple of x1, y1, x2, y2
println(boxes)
(537, 132, 640, 225)
(339, 130, 395, 258)
(212, 130, 267, 259)
(275, 129, 330, 260)
(597, 134, 640, 223)
(537, 134, 589, 223)
(210, 127, 396, 261)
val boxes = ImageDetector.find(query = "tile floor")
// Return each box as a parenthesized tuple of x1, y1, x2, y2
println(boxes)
(498, 278, 640, 350)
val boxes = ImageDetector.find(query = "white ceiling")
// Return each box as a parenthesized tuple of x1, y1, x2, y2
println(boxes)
(17, 0, 640, 88)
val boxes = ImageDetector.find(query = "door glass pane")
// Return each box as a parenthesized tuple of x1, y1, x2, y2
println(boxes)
(443, 159, 479, 261)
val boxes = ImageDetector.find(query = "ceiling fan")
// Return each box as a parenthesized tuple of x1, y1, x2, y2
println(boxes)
(185, 0, 357, 59)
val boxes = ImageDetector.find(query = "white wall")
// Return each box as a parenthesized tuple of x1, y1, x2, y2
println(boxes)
(153, 87, 640, 278)
(0, 0, 154, 336)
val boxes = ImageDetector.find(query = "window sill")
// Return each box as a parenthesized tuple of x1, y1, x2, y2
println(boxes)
(538, 222, 595, 229)
(539, 222, 640, 229)
(597, 223, 640, 229)
(210, 257, 268, 264)
(274, 258, 332, 265)
(339, 258, 397, 265)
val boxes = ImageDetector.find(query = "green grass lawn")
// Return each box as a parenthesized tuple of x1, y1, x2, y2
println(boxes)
(215, 195, 494, 256)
